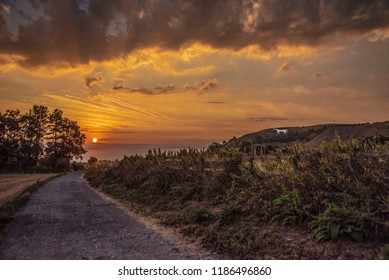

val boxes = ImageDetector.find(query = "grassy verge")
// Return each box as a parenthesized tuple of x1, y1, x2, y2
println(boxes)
(85, 137, 389, 259)
(0, 175, 61, 237)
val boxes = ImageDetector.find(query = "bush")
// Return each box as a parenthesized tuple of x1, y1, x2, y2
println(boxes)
(83, 137, 389, 259)
(55, 157, 70, 172)
(71, 161, 84, 171)
(219, 204, 240, 225)
(308, 204, 364, 242)
(270, 188, 306, 226)
(192, 208, 212, 223)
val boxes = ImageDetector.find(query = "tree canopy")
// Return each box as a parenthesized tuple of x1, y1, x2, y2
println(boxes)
(0, 105, 86, 172)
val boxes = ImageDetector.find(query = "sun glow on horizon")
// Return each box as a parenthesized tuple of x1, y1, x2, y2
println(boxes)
(0, 1, 388, 161)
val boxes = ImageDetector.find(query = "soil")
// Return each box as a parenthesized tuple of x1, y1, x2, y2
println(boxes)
(0, 172, 201, 260)
(0, 173, 58, 206)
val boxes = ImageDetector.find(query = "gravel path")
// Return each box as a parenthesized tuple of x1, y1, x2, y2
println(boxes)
(0, 172, 196, 260)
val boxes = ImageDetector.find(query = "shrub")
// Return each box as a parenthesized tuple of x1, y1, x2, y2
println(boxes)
(270, 188, 306, 226)
(146, 164, 184, 194)
(308, 204, 364, 242)
(71, 161, 84, 171)
(55, 157, 70, 172)
(219, 204, 240, 225)
(192, 208, 212, 223)
(83, 137, 389, 259)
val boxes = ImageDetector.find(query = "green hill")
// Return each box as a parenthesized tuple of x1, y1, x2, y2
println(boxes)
(236, 121, 389, 148)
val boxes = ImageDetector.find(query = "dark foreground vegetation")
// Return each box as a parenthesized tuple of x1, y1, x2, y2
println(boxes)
(0, 105, 86, 173)
(85, 135, 389, 259)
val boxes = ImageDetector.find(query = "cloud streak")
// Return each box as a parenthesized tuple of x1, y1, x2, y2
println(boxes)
(184, 79, 218, 92)
(111, 79, 218, 95)
(128, 85, 175, 95)
(276, 61, 295, 75)
(0, 0, 388, 67)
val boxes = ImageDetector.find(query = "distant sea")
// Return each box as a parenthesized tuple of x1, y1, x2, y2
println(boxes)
(83, 141, 215, 161)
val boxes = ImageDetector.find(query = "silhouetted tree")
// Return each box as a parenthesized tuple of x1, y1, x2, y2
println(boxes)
(0, 110, 22, 170)
(19, 105, 49, 167)
(45, 109, 86, 171)
(87, 156, 98, 166)
(0, 105, 86, 172)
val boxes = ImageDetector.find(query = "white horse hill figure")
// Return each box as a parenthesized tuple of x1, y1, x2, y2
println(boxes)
(273, 128, 288, 135)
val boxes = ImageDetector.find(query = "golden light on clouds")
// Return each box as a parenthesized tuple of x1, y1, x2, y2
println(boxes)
(1, 0, 389, 159)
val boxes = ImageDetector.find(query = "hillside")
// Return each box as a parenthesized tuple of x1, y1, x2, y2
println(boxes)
(236, 121, 389, 148)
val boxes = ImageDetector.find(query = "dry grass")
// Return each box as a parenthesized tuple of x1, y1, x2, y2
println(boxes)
(0, 174, 58, 206)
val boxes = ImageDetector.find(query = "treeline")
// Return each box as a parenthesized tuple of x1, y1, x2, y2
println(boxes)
(0, 105, 86, 172)
(85, 136, 389, 259)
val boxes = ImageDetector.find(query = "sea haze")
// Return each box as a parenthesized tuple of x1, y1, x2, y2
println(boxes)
(84, 141, 215, 160)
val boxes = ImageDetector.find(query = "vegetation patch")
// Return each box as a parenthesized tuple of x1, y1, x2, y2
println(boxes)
(192, 207, 213, 224)
(85, 136, 389, 259)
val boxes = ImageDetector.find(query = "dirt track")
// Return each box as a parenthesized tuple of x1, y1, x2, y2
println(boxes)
(0, 172, 197, 260)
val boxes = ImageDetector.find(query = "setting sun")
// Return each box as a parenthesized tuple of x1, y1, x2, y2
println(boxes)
(0, 0, 388, 162)
(0, 0, 388, 266)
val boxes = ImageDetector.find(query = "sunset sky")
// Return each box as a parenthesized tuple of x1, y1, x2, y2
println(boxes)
(1, 0, 389, 159)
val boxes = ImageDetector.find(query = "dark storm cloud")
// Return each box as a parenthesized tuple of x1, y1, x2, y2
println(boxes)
(0, 15, 7, 38)
(0, 3, 10, 39)
(1, 0, 389, 67)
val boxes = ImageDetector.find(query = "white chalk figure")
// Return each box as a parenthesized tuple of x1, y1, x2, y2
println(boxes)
(273, 128, 288, 135)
